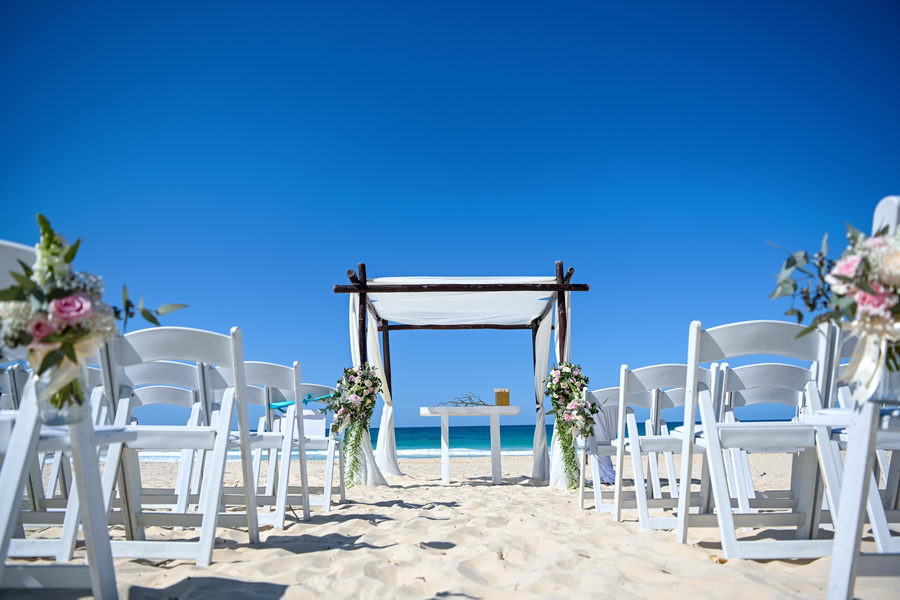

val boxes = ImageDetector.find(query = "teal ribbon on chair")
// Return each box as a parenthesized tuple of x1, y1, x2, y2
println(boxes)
(271, 392, 336, 412)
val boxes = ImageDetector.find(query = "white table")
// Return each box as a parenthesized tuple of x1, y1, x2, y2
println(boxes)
(419, 405, 520, 484)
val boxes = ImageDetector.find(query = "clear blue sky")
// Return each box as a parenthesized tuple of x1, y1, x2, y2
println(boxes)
(1, 1, 895, 427)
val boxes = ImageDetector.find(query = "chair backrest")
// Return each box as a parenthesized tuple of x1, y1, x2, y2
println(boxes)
(721, 363, 813, 409)
(106, 327, 246, 426)
(683, 320, 832, 432)
(695, 320, 826, 363)
(299, 384, 336, 437)
(302, 408, 327, 438)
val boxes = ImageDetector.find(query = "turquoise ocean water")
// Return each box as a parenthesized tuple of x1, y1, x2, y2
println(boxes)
(137, 423, 677, 462)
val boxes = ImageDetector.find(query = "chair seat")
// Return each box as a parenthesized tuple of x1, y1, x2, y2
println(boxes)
(631, 434, 682, 453)
(36, 425, 137, 452)
(673, 422, 815, 450)
(121, 425, 218, 449)
(226, 431, 276, 448)
(835, 429, 900, 450)
(298, 435, 337, 451)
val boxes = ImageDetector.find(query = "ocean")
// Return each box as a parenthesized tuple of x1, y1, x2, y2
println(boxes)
(136, 423, 680, 462)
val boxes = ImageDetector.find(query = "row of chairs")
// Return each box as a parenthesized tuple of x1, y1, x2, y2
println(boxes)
(577, 318, 900, 597)
(0, 324, 346, 599)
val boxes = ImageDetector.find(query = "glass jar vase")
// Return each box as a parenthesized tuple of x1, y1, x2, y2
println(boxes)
(36, 362, 89, 425)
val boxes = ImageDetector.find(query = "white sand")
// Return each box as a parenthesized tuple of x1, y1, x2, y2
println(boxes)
(13, 455, 900, 599)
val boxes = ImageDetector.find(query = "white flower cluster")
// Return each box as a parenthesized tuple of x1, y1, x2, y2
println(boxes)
(0, 300, 35, 347)
(31, 234, 70, 289)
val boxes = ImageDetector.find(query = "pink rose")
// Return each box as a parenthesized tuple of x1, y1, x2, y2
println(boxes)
(349, 393, 361, 405)
(29, 316, 56, 342)
(49, 293, 93, 325)
(563, 413, 573, 421)
(826, 255, 861, 295)
(855, 282, 898, 319)
(566, 401, 577, 410)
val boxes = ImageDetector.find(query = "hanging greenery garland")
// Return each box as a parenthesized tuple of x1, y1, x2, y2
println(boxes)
(544, 362, 595, 488)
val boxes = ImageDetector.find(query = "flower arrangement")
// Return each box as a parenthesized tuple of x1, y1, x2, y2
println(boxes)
(545, 362, 592, 488)
(321, 363, 382, 485)
(772, 223, 900, 399)
(0, 215, 186, 420)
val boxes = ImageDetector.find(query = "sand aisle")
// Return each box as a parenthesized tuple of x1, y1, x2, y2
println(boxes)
(14, 455, 900, 599)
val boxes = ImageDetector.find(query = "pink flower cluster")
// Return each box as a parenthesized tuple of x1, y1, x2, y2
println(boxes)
(826, 232, 900, 327)
(28, 293, 94, 344)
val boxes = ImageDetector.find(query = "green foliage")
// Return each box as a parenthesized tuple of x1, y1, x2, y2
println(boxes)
(556, 423, 580, 490)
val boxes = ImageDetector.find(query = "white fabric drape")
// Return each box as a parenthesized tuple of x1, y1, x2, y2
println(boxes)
(531, 312, 553, 481)
(549, 292, 573, 489)
(367, 313, 403, 476)
(348, 295, 388, 486)
(589, 392, 617, 484)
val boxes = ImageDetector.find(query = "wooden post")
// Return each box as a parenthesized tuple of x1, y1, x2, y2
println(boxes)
(555, 261, 568, 362)
(357, 263, 368, 365)
(381, 318, 393, 394)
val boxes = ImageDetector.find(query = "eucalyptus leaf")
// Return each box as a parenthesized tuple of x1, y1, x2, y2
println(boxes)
(156, 303, 188, 315)
(784, 308, 803, 323)
(820, 233, 829, 256)
(140, 307, 160, 326)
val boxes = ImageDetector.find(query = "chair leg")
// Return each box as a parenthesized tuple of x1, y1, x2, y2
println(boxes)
(323, 439, 336, 513)
(663, 450, 679, 499)
(272, 418, 294, 528)
(590, 454, 605, 513)
(627, 414, 651, 530)
(338, 443, 346, 503)
(578, 445, 586, 510)
(647, 451, 663, 499)
(68, 417, 117, 600)
(828, 402, 879, 600)
(794, 448, 819, 540)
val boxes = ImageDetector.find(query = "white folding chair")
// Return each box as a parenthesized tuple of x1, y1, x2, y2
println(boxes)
(99, 326, 259, 566)
(209, 360, 311, 527)
(296, 384, 344, 512)
(0, 376, 120, 598)
(674, 320, 833, 559)
(609, 365, 713, 529)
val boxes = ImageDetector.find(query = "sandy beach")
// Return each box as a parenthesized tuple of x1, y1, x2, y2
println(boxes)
(8, 454, 896, 599)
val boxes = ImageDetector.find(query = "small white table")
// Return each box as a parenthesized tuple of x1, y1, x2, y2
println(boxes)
(419, 405, 520, 484)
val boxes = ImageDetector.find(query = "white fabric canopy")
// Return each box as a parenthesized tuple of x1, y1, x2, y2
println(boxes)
(368, 277, 556, 326)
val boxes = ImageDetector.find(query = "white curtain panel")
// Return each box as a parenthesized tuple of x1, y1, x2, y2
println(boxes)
(531, 312, 552, 481)
(367, 311, 403, 476)
(348, 295, 388, 486)
(588, 390, 617, 484)
(549, 292, 573, 489)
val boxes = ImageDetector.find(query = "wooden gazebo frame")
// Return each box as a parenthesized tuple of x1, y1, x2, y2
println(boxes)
(334, 260, 590, 397)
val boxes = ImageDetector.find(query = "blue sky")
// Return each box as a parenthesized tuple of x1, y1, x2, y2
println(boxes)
(1, 1, 895, 427)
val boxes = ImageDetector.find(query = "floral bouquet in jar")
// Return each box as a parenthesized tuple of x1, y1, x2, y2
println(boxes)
(321, 363, 382, 485)
(0, 215, 186, 424)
